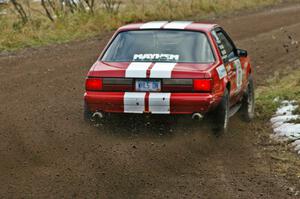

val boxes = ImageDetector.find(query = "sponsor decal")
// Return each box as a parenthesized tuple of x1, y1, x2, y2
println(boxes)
(150, 63, 176, 78)
(212, 30, 222, 44)
(124, 92, 146, 113)
(133, 54, 179, 62)
(125, 62, 152, 78)
(234, 59, 243, 91)
(222, 55, 228, 60)
(216, 64, 227, 79)
(140, 21, 168, 29)
(163, 21, 192, 29)
(221, 49, 227, 56)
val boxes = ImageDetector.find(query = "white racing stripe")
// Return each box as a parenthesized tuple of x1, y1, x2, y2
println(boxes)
(124, 92, 146, 113)
(149, 93, 171, 114)
(150, 63, 176, 78)
(164, 21, 192, 29)
(140, 21, 168, 29)
(125, 62, 152, 78)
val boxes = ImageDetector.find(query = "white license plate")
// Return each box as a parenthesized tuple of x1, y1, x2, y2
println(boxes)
(135, 79, 161, 91)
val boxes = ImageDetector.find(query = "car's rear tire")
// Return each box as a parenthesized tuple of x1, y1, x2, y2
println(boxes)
(212, 88, 230, 136)
(241, 74, 255, 122)
(84, 102, 93, 122)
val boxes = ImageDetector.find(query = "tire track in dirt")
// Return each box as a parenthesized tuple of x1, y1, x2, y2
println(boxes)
(0, 3, 300, 198)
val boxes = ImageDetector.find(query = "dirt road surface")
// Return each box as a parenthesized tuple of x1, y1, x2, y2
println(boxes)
(1, 3, 300, 198)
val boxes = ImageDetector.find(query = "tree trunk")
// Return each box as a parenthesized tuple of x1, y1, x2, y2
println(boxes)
(41, 0, 54, 22)
(10, 0, 28, 24)
(84, 0, 95, 14)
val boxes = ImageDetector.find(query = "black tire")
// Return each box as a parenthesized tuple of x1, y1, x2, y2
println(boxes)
(241, 75, 255, 122)
(212, 88, 230, 136)
(84, 102, 93, 122)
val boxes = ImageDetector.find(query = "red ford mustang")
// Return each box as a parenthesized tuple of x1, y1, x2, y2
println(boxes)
(84, 21, 255, 133)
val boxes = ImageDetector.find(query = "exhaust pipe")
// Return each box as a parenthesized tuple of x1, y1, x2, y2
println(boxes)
(92, 111, 104, 119)
(192, 113, 203, 120)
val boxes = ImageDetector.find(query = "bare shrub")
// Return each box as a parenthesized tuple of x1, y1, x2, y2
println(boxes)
(102, 0, 121, 13)
(10, 0, 28, 23)
(83, 0, 95, 13)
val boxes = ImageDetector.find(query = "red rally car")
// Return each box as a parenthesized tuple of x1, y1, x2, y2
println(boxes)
(84, 21, 255, 133)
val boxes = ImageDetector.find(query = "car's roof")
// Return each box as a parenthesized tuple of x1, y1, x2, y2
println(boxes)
(118, 21, 219, 33)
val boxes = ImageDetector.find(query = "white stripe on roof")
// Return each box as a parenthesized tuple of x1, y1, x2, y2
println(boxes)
(164, 21, 193, 29)
(140, 21, 168, 29)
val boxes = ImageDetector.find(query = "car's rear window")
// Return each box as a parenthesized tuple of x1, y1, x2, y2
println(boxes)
(101, 30, 215, 63)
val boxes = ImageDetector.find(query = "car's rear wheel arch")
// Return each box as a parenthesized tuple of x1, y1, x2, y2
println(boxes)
(211, 88, 230, 136)
(240, 74, 255, 122)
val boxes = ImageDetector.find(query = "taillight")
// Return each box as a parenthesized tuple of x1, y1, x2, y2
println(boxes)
(86, 78, 103, 91)
(193, 79, 212, 92)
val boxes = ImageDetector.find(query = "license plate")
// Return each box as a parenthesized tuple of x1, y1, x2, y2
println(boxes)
(135, 79, 161, 91)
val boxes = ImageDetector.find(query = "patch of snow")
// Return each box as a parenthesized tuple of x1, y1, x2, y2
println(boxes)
(270, 100, 300, 155)
(291, 140, 300, 146)
(294, 144, 300, 152)
(275, 102, 298, 116)
(271, 115, 300, 128)
(273, 123, 300, 139)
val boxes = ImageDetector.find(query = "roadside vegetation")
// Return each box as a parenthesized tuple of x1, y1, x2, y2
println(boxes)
(256, 69, 300, 180)
(256, 69, 300, 118)
(0, 0, 285, 51)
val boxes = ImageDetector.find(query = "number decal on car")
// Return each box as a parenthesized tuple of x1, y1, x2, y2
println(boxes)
(234, 59, 243, 91)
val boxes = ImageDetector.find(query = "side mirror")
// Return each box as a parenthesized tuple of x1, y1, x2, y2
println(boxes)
(237, 49, 248, 57)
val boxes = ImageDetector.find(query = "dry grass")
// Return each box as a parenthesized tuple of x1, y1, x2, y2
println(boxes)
(256, 69, 300, 118)
(0, 0, 286, 51)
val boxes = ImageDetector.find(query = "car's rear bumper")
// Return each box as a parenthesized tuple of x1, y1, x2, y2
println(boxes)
(84, 91, 221, 115)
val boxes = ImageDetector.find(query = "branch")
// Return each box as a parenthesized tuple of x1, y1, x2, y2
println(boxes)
(41, 0, 54, 22)
(10, 0, 28, 24)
